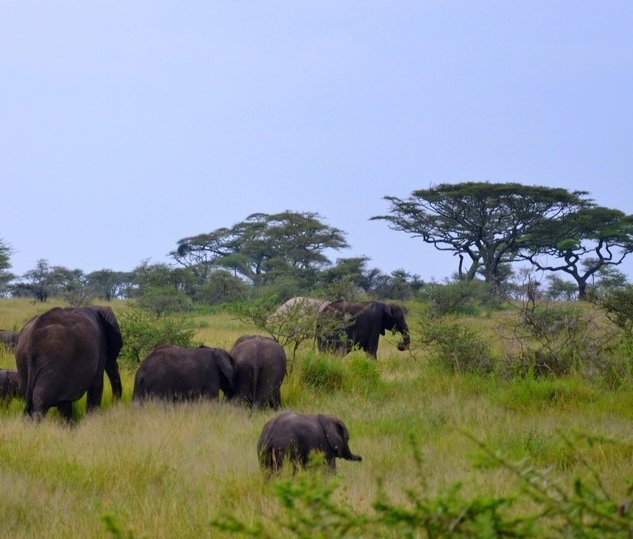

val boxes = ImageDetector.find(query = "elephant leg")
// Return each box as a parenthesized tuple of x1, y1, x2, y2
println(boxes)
(57, 401, 73, 422)
(86, 378, 104, 412)
(105, 362, 123, 400)
(271, 388, 282, 409)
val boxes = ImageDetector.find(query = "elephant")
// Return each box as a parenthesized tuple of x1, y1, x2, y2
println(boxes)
(317, 300, 410, 358)
(0, 330, 19, 350)
(257, 411, 362, 473)
(15, 306, 123, 421)
(0, 369, 20, 402)
(271, 297, 331, 319)
(228, 335, 286, 409)
(132, 345, 236, 403)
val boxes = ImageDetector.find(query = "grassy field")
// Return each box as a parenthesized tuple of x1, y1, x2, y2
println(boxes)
(0, 298, 632, 538)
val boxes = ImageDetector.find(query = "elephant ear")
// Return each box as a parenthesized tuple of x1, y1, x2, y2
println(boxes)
(93, 306, 123, 361)
(318, 414, 345, 456)
(379, 302, 395, 335)
(215, 349, 236, 389)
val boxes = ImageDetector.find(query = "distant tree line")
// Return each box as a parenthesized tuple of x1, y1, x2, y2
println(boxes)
(1, 183, 632, 307)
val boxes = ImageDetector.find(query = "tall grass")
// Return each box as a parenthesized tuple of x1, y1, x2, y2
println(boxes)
(0, 298, 632, 537)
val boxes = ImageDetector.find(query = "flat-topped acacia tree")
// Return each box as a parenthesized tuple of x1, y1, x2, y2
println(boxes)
(372, 182, 592, 287)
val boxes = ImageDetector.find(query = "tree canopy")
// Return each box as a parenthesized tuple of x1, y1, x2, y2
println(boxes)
(520, 206, 633, 299)
(0, 238, 14, 296)
(372, 182, 592, 285)
(171, 211, 349, 286)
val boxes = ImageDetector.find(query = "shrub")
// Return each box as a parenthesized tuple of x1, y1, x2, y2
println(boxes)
(343, 351, 382, 392)
(416, 313, 496, 375)
(301, 351, 345, 392)
(210, 433, 633, 539)
(137, 286, 192, 316)
(418, 280, 499, 316)
(118, 303, 197, 364)
(499, 299, 618, 379)
(195, 270, 248, 306)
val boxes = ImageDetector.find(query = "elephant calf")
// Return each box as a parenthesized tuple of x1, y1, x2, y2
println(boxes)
(229, 335, 286, 409)
(132, 345, 236, 403)
(0, 370, 20, 402)
(257, 411, 362, 473)
(0, 330, 19, 351)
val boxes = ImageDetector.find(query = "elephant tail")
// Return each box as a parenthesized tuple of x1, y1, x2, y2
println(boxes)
(251, 366, 260, 407)
(132, 372, 146, 402)
(22, 366, 40, 417)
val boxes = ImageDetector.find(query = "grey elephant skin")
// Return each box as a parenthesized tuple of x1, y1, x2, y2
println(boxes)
(0, 330, 19, 350)
(132, 345, 236, 403)
(257, 411, 362, 473)
(317, 300, 410, 358)
(15, 306, 123, 421)
(229, 335, 286, 409)
(0, 369, 20, 401)
(271, 297, 331, 318)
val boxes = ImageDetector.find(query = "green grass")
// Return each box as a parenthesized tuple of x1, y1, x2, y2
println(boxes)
(1, 298, 633, 537)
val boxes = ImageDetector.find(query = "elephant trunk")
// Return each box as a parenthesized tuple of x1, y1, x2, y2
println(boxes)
(397, 326, 411, 351)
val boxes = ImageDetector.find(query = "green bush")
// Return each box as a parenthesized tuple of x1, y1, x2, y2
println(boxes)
(118, 303, 197, 364)
(418, 280, 500, 316)
(209, 433, 633, 539)
(301, 351, 345, 392)
(500, 301, 619, 380)
(417, 315, 496, 375)
(343, 351, 382, 393)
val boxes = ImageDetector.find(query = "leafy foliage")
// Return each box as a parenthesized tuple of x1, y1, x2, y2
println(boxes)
(372, 182, 590, 285)
(171, 211, 349, 287)
(415, 310, 496, 374)
(418, 279, 499, 316)
(211, 433, 633, 539)
(0, 238, 14, 296)
(118, 303, 197, 364)
(300, 351, 345, 392)
(499, 282, 619, 379)
(523, 206, 633, 299)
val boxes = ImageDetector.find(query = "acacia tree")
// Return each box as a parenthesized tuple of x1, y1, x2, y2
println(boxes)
(371, 182, 591, 286)
(0, 238, 14, 296)
(520, 206, 633, 300)
(86, 269, 133, 300)
(171, 211, 349, 287)
(13, 259, 88, 302)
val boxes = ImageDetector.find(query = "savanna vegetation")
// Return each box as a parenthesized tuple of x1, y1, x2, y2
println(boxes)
(2, 280, 633, 538)
(2, 182, 633, 536)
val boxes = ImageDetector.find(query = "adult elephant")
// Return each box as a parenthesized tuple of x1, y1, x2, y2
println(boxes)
(15, 306, 123, 421)
(0, 369, 20, 402)
(0, 330, 19, 350)
(317, 300, 410, 358)
(228, 335, 286, 409)
(271, 297, 331, 318)
(132, 345, 236, 403)
(257, 411, 362, 473)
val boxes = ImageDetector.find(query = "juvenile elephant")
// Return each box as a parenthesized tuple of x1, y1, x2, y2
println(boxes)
(15, 306, 123, 421)
(132, 345, 236, 403)
(317, 300, 410, 358)
(0, 369, 20, 402)
(0, 330, 19, 350)
(228, 335, 286, 409)
(257, 411, 362, 473)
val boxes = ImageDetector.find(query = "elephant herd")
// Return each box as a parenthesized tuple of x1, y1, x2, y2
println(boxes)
(1, 298, 410, 472)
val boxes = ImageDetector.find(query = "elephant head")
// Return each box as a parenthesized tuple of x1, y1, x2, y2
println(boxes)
(382, 303, 410, 351)
(318, 414, 362, 462)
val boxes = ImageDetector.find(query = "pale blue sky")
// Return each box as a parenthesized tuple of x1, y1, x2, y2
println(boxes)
(2, 2, 632, 282)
